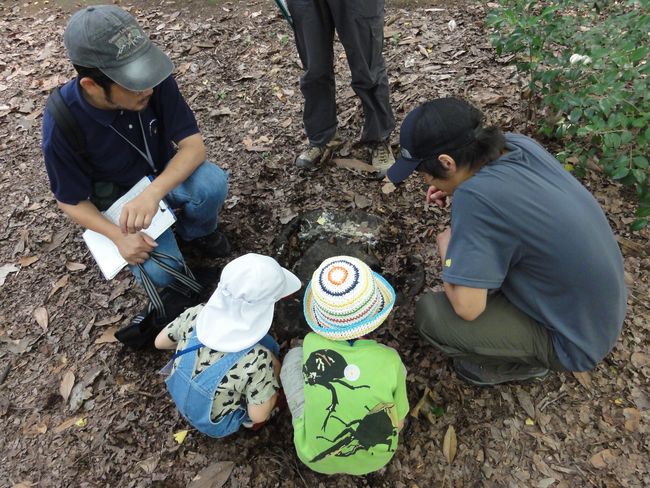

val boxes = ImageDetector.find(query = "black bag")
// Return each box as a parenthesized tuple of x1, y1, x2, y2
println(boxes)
(114, 251, 204, 349)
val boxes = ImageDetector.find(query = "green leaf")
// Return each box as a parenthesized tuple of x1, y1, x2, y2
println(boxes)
(431, 405, 445, 418)
(632, 169, 647, 185)
(620, 130, 633, 145)
(631, 46, 648, 63)
(611, 166, 629, 179)
(633, 156, 649, 169)
(630, 219, 649, 231)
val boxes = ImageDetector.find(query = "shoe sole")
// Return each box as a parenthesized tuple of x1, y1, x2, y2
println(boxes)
(454, 366, 551, 387)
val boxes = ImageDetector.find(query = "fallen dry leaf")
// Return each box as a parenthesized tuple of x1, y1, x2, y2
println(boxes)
(623, 407, 641, 432)
(95, 315, 123, 327)
(354, 193, 372, 209)
(137, 456, 159, 475)
(242, 136, 270, 152)
(279, 209, 298, 225)
(442, 425, 457, 464)
(33, 306, 49, 331)
(590, 448, 616, 469)
(332, 158, 375, 172)
(18, 256, 39, 267)
(173, 429, 189, 444)
(53, 416, 81, 434)
(65, 261, 86, 272)
(0, 336, 35, 355)
(382, 182, 396, 194)
(410, 387, 432, 418)
(0, 264, 19, 286)
(94, 326, 119, 344)
(630, 352, 650, 369)
(42, 229, 70, 253)
(48, 274, 70, 299)
(59, 370, 75, 404)
(572, 371, 592, 389)
(188, 461, 235, 488)
(516, 388, 536, 419)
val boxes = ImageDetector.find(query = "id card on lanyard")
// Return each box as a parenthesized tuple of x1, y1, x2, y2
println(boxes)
(109, 113, 156, 173)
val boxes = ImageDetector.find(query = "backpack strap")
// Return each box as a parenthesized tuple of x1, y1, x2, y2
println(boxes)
(46, 87, 93, 176)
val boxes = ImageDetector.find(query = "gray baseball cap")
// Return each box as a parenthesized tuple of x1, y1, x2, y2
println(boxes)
(64, 5, 173, 91)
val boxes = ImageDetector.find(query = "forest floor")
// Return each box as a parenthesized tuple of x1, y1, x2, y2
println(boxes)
(0, 0, 648, 487)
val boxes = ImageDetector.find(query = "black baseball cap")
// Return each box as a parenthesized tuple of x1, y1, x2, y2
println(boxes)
(387, 98, 482, 184)
(64, 5, 173, 91)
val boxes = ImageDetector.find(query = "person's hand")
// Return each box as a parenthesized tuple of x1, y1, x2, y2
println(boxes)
(114, 232, 157, 264)
(426, 185, 448, 208)
(119, 191, 161, 234)
(436, 227, 452, 264)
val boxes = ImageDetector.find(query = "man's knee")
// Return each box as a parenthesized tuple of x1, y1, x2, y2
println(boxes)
(189, 162, 228, 207)
(415, 292, 448, 344)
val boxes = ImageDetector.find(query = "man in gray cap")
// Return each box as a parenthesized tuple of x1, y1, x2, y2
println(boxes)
(42, 5, 229, 329)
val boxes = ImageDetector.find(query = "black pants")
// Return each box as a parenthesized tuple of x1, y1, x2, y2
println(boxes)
(287, 0, 395, 146)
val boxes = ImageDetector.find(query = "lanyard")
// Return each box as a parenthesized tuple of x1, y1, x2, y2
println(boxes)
(109, 112, 156, 171)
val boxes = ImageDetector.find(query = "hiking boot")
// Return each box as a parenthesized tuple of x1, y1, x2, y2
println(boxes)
(295, 133, 343, 169)
(183, 229, 231, 258)
(371, 141, 395, 179)
(453, 358, 550, 386)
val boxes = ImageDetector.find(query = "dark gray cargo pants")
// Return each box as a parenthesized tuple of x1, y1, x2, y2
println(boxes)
(287, 0, 395, 146)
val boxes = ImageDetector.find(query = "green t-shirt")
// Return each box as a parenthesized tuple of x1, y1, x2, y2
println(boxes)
(294, 333, 409, 475)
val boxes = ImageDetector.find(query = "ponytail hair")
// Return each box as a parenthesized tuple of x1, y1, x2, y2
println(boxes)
(414, 100, 506, 179)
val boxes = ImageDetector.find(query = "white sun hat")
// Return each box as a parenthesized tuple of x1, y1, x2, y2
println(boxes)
(196, 253, 302, 352)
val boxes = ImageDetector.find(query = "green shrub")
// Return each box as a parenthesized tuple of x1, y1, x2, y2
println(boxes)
(487, 0, 650, 229)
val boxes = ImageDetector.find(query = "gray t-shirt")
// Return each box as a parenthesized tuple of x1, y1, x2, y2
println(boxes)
(443, 133, 626, 371)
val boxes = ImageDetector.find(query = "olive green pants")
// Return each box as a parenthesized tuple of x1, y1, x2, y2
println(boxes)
(415, 292, 567, 372)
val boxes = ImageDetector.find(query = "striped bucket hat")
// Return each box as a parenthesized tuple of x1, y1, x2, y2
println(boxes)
(303, 256, 396, 340)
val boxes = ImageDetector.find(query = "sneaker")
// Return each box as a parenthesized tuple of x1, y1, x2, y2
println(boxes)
(371, 141, 395, 179)
(295, 133, 343, 169)
(116, 286, 202, 349)
(453, 358, 550, 386)
(183, 229, 231, 258)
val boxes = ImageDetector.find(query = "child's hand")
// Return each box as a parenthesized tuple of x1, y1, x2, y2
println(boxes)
(426, 185, 448, 208)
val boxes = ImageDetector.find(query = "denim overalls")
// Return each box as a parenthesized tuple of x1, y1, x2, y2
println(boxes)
(165, 331, 280, 438)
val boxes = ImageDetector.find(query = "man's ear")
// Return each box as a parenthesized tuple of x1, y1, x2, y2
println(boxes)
(438, 154, 457, 173)
(79, 76, 102, 93)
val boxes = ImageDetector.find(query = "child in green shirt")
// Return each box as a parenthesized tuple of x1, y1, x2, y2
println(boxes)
(281, 256, 409, 475)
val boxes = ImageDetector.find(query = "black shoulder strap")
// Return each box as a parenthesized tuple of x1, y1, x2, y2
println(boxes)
(46, 87, 93, 176)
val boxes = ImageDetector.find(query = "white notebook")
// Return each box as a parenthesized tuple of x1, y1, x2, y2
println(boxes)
(82, 177, 176, 280)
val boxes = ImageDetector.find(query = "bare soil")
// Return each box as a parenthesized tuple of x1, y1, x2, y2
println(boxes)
(0, 1, 648, 487)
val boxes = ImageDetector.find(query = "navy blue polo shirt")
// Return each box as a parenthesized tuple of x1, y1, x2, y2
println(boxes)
(41, 75, 199, 204)
(443, 134, 626, 371)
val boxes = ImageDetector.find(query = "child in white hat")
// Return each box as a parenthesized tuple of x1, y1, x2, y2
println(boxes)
(155, 253, 301, 438)
(280, 256, 409, 475)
